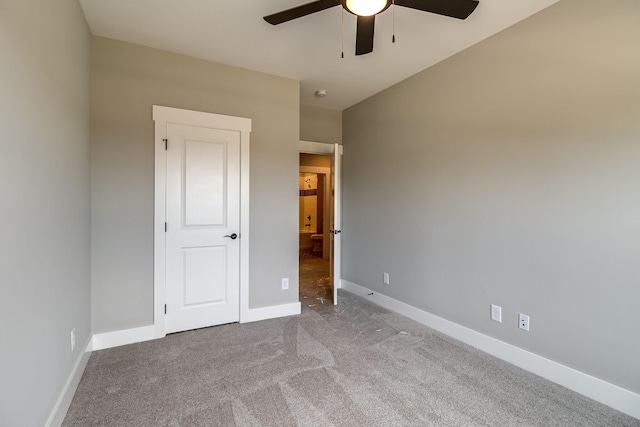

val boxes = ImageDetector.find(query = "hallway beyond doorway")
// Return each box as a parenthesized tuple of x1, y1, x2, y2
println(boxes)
(299, 249, 332, 306)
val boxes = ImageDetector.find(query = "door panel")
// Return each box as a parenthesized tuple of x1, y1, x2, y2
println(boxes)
(166, 123, 240, 333)
(183, 246, 227, 305)
(184, 140, 226, 226)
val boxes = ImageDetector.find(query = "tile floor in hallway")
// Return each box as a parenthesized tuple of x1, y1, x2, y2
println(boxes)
(299, 249, 333, 307)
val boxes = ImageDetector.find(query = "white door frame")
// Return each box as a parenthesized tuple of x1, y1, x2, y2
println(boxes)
(299, 140, 343, 298)
(153, 106, 251, 338)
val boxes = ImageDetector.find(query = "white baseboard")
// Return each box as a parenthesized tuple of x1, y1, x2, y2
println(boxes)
(243, 302, 301, 323)
(89, 301, 303, 351)
(341, 280, 640, 421)
(45, 338, 92, 427)
(89, 325, 160, 351)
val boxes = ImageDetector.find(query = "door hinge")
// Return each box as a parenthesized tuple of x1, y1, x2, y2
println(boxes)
(165, 222, 167, 232)
(164, 304, 167, 314)
(163, 138, 168, 150)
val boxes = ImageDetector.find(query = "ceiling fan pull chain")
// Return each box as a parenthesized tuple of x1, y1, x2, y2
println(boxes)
(341, 8, 345, 58)
(392, 0, 396, 43)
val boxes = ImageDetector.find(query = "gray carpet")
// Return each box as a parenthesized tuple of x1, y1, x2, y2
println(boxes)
(64, 290, 639, 426)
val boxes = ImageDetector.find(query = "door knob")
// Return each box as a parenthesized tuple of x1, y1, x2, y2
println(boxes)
(224, 233, 238, 240)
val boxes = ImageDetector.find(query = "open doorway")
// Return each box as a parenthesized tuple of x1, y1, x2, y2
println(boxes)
(299, 154, 332, 306)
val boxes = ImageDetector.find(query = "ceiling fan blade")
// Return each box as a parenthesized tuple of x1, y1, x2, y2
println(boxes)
(355, 15, 375, 55)
(395, 0, 479, 19)
(264, 0, 340, 25)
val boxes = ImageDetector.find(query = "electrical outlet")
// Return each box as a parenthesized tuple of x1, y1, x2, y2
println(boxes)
(70, 328, 76, 352)
(281, 278, 289, 290)
(491, 304, 502, 322)
(383, 272, 390, 285)
(519, 313, 530, 331)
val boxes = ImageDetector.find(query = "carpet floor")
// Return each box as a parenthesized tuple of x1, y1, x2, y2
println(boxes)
(64, 290, 639, 426)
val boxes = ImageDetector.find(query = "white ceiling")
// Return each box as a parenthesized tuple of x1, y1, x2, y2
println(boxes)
(79, 0, 559, 110)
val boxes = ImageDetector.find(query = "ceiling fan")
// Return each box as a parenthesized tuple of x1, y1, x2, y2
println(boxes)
(264, 0, 480, 56)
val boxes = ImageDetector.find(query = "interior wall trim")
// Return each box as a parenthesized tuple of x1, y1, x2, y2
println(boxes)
(89, 325, 158, 352)
(244, 302, 302, 323)
(45, 338, 92, 427)
(88, 300, 301, 352)
(299, 140, 343, 155)
(340, 280, 640, 420)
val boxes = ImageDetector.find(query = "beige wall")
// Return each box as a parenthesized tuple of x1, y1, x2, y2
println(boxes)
(91, 37, 300, 333)
(0, 0, 91, 425)
(300, 104, 342, 143)
(300, 153, 331, 168)
(342, 0, 640, 394)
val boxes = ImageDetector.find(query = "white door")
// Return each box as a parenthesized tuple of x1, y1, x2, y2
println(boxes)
(165, 123, 241, 333)
(329, 143, 341, 305)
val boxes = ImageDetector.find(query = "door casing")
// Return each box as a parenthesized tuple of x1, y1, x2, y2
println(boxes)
(154, 106, 251, 337)
(299, 140, 342, 304)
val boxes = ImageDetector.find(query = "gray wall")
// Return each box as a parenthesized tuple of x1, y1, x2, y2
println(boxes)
(0, 0, 91, 425)
(342, 0, 640, 394)
(301, 104, 342, 143)
(91, 37, 300, 333)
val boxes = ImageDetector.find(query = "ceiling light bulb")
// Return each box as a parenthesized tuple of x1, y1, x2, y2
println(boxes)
(315, 90, 328, 97)
(345, 0, 387, 16)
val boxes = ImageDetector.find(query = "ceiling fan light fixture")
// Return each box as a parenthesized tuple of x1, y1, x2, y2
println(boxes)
(344, 0, 387, 16)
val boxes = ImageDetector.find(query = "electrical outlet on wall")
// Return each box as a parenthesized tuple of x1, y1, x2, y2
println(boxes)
(519, 313, 530, 331)
(491, 304, 502, 322)
(281, 278, 289, 290)
(70, 328, 76, 352)
(383, 272, 390, 285)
